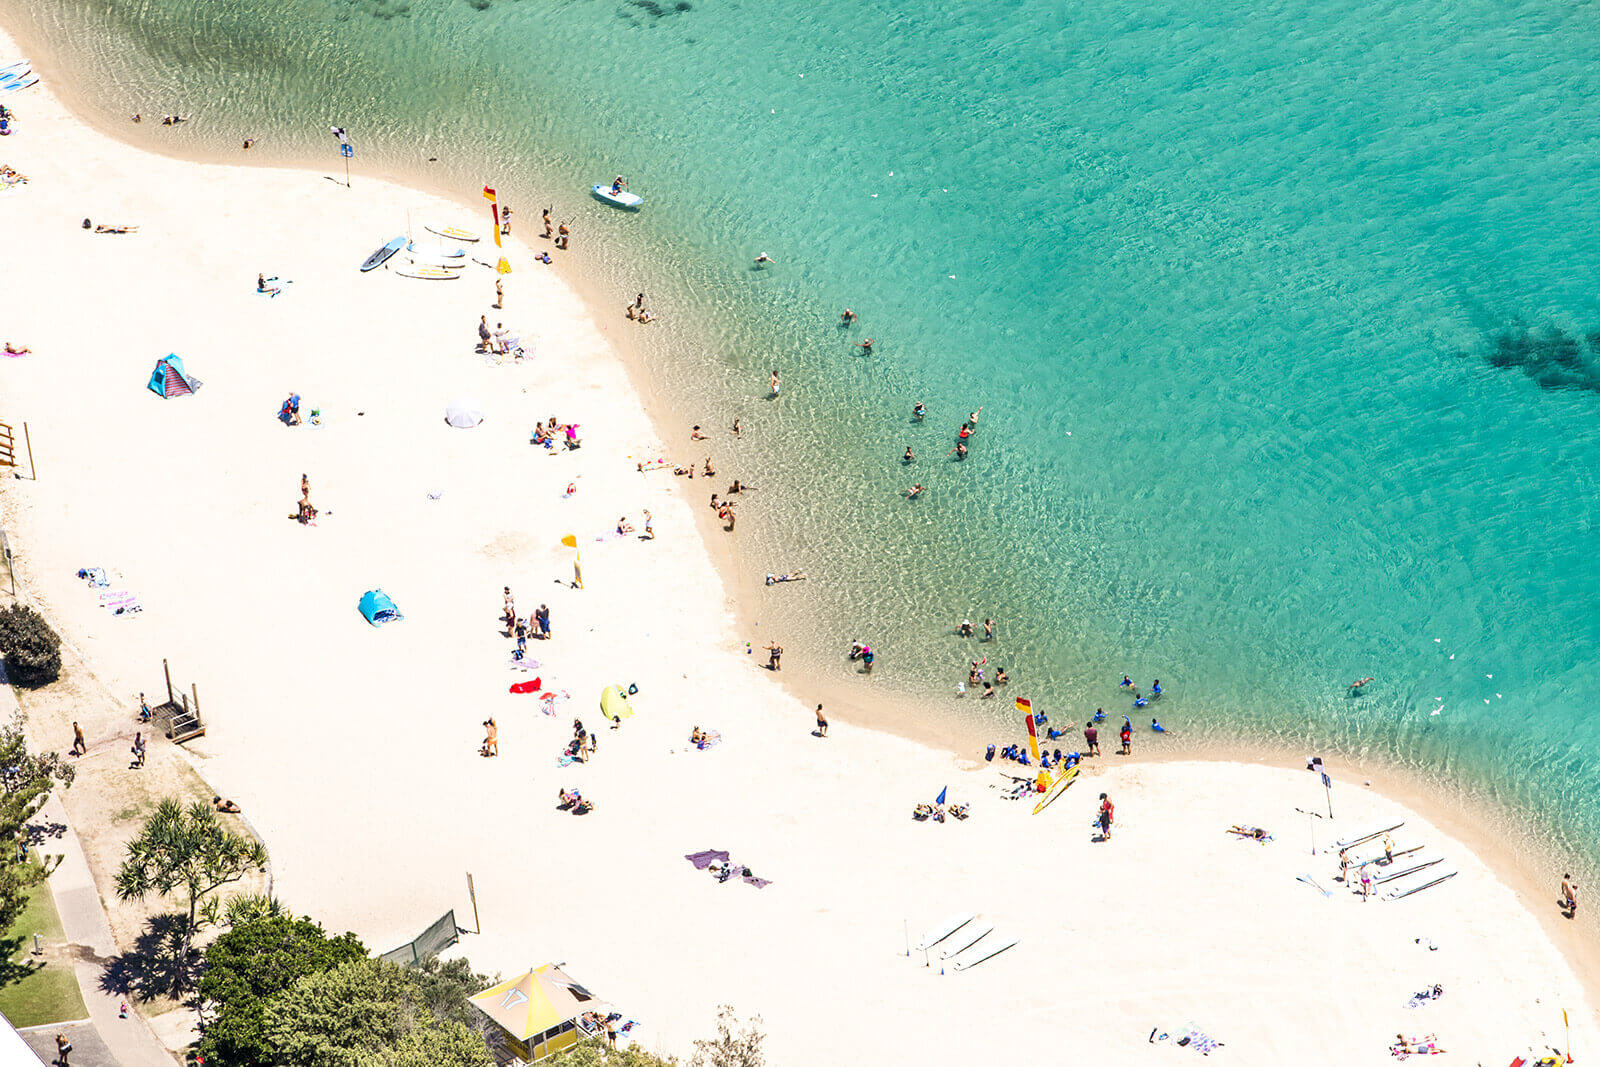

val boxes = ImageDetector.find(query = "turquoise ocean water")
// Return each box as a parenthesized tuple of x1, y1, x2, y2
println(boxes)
(6, 0, 1600, 860)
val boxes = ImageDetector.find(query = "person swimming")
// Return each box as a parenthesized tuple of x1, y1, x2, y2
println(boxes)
(1151, 719, 1166, 732)
(1120, 675, 1133, 689)
(903, 446, 915, 463)
(913, 402, 925, 421)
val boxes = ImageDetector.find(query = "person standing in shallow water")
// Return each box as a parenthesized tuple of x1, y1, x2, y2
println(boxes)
(769, 369, 781, 397)
(1562, 873, 1579, 917)
(765, 642, 782, 670)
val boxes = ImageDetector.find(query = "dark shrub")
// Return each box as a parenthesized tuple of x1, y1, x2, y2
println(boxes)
(0, 604, 61, 687)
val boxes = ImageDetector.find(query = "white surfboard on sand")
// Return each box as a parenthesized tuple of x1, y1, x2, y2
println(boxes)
(915, 912, 974, 952)
(1334, 821, 1403, 851)
(952, 936, 1018, 971)
(939, 920, 994, 959)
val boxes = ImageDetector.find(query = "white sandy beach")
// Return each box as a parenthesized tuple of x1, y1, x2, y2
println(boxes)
(1, 27, 1597, 1064)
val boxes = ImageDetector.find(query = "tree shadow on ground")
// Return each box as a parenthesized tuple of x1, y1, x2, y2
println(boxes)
(98, 912, 200, 1003)
(0, 930, 45, 989)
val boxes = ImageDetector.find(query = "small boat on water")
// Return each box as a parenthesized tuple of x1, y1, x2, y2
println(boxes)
(592, 183, 643, 210)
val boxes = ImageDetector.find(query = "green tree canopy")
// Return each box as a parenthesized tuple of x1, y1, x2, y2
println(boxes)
(114, 798, 268, 980)
(198, 914, 367, 1066)
(0, 713, 73, 931)
(261, 957, 492, 1067)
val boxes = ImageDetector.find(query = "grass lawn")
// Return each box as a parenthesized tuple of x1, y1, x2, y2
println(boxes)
(0, 864, 87, 1028)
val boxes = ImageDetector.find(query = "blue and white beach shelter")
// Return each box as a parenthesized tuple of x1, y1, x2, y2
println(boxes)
(148, 354, 202, 398)
(359, 589, 403, 626)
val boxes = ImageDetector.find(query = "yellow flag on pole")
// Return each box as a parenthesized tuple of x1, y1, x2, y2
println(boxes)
(482, 184, 502, 248)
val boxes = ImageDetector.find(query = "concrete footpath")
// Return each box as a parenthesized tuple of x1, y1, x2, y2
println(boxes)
(35, 794, 178, 1067)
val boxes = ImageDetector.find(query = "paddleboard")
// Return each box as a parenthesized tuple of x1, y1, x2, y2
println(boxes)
(1373, 858, 1442, 886)
(0, 61, 28, 78)
(1333, 821, 1403, 852)
(403, 252, 467, 270)
(509, 678, 544, 694)
(392, 265, 460, 280)
(1386, 870, 1457, 900)
(592, 184, 644, 209)
(914, 912, 974, 952)
(951, 937, 1018, 971)
(425, 225, 479, 243)
(1031, 763, 1079, 814)
(360, 236, 405, 272)
(407, 241, 465, 259)
(939, 921, 993, 959)
(0, 74, 37, 93)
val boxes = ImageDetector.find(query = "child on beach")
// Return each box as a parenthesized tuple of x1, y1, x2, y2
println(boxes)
(481, 719, 498, 757)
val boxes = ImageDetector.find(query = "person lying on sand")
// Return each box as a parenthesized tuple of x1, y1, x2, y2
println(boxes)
(949, 803, 969, 820)
(94, 224, 138, 234)
(3, 342, 30, 355)
(212, 796, 241, 813)
(691, 727, 706, 747)
(161, 114, 188, 126)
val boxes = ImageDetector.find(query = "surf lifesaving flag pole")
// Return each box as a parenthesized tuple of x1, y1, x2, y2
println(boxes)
(331, 126, 354, 187)
(1322, 769, 1334, 819)
(1019, 697, 1050, 793)
(560, 533, 582, 589)
(483, 184, 512, 275)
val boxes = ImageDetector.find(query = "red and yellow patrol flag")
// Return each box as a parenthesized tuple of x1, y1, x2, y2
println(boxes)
(483, 185, 502, 248)
(1020, 698, 1040, 761)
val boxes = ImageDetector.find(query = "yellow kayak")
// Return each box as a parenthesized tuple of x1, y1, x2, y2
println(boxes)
(1032, 763, 1079, 814)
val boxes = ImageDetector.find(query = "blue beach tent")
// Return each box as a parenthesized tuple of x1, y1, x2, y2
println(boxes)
(359, 589, 403, 626)
(148, 354, 202, 398)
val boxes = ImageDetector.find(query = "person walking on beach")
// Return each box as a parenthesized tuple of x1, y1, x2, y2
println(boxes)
(1562, 873, 1579, 917)
(478, 315, 491, 352)
(1120, 718, 1132, 755)
(815, 704, 828, 737)
(1097, 793, 1114, 840)
(542, 208, 553, 238)
(1084, 720, 1099, 757)
(495, 278, 504, 309)
(481, 719, 498, 758)
(500, 205, 513, 237)
(769, 369, 781, 398)
(765, 642, 782, 671)
(556, 221, 570, 249)
(502, 587, 516, 630)
(70, 722, 86, 757)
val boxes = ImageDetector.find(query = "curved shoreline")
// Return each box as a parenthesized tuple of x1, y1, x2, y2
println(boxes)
(5, 2, 1598, 906)
(2, 16, 1599, 1061)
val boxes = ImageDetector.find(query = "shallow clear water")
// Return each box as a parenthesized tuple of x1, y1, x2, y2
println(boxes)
(7, 0, 1600, 858)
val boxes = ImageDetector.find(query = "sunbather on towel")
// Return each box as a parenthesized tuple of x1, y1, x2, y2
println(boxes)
(3, 341, 29, 355)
